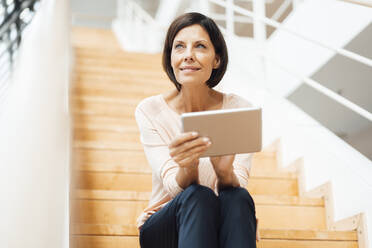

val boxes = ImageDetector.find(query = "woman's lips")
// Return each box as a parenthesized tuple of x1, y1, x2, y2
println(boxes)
(180, 67, 200, 72)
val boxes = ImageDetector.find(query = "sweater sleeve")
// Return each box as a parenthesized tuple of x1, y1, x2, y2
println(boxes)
(233, 153, 253, 188)
(134, 104, 184, 198)
(229, 94, 256, 188)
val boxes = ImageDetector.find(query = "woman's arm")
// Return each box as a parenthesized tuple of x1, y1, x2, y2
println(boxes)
(176, 166, 199, 189)
(169, 132, 211, 189)
(216, 167, 240, 191)
(210, 155, 240, 191)
(135, 104, 210, 196)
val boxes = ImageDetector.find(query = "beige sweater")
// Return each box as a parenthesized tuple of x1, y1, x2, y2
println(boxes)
(134, 92, 254, 229)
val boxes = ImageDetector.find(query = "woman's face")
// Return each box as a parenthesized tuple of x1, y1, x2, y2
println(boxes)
(171, 24, 220, 87)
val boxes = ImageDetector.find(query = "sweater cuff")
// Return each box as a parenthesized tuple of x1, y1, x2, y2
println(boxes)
(166, 174, 184, 198)
(161, 159, 185, 198)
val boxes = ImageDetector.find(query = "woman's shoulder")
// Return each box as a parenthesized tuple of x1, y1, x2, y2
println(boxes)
(135, 94, 164, 116)
(225, 92, 254, 108)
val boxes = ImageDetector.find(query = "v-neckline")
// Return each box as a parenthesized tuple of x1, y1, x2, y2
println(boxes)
(159, 93, 226, 116)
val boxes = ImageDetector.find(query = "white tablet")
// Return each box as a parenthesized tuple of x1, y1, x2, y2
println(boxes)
(181, 107, 262, 157)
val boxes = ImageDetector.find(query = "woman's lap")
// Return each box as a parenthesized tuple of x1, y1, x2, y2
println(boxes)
(139, 184, 256, 248)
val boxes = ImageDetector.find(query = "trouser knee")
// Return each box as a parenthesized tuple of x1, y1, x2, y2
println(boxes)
(177, 183, 220, 213)
(219, 187, 255, 213)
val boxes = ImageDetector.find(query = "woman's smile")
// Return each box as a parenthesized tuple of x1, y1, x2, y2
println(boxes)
(180, 66, 201, 73)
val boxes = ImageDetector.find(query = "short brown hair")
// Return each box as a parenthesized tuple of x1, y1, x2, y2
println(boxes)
(162, 12, 228, 91)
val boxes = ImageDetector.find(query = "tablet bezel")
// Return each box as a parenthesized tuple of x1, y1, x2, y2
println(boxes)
(181, 107, 262, 157)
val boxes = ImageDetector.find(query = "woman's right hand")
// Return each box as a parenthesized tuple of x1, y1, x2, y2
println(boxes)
(168, 132, 212, 169)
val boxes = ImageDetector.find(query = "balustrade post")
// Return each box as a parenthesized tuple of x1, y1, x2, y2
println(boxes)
(226, 0, 234, 36)
(252, 0, 268, 90)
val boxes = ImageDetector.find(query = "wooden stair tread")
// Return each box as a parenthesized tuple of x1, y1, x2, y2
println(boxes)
(73, 79, 171, 93)
(75, 58, 163, 68)
(74, 189, 323, 206)
(74, 171, 299, 196)
(76, 162, 298, 179)
(71, 235, 358, 248)
(74, 61, 162, 71)
(75, 69, 164, 78)
(71, 223, 357, 241)
(73, 114, 137, 126)
(74, 47, 162, 60)
(71, 28, 122, 50)
(73, 53, 162, 64)
(73, 129, 140, 143)
(74, 66, 166, 76)
(72, 87, 170, 99)
(73, 140, 143, 150)
(73, 74, 170, 85)
(71, 199, 325, 230)
(73, 148, 285, 178)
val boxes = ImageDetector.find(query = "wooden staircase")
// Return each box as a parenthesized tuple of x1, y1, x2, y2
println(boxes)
(70, 27, 359, 248)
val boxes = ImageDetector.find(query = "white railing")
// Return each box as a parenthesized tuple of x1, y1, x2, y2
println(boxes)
(113, 0, 166, 53)
(271, 0, 292, 21)
(207, 0, 372, 121)
(340, 0, 372, 7)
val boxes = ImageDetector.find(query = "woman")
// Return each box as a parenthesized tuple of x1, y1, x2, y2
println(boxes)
(135, 12, 259, 248)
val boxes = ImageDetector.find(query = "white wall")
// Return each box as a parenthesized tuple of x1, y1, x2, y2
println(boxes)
(0, 1, 71, 247)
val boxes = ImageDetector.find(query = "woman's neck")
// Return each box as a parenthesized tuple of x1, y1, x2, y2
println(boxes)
(170, 84, 222, 114)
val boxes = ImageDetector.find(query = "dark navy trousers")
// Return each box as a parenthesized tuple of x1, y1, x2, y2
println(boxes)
(139, 184, 257, 248)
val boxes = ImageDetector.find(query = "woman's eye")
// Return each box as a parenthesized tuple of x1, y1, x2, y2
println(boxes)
(175, 44, 183, 49)
(197, 44, 206, 48)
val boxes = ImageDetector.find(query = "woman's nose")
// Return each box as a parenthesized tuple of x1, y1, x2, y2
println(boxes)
(183, 48, 194, 62)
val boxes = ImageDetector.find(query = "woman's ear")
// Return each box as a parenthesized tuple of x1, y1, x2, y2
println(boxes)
(213, 55, 221, 69)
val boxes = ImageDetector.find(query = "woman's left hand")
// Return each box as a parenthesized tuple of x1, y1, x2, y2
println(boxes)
(209, 154, 235, 175)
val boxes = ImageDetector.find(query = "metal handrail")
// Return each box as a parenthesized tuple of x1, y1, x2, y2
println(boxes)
(0, 0, 36, 35)
(0, 0, 39, 91)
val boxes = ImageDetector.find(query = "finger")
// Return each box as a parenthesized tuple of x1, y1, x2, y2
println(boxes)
(169, 132, 198, 148)
(178, 150, 205, 167)
(170, 136, 210, 157)
(175, 143, 210, 162)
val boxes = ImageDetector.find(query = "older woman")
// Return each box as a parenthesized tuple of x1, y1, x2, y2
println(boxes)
(135, 12, 259, 248)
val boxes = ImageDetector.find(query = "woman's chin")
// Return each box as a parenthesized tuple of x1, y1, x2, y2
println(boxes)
(177, 79, 208, 87)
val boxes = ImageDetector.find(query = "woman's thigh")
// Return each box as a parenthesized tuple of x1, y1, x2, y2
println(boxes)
(139, 183, 220, 248)
(139, 198, 179, 248)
